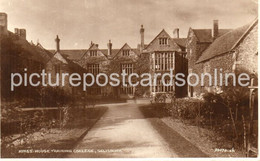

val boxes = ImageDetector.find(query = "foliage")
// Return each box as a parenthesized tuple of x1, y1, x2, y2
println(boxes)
(84, 95, 98, 107)
(1, 35, 43, 102)
(41, 87, 72, 107)
(1, 106, 59, 152)
(165, 71, 258, 149)
(135, 54, 151, 97)
(165, 98, 205, 120)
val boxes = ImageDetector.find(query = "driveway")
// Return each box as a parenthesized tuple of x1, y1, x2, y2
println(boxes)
(67, 102, 176, 158)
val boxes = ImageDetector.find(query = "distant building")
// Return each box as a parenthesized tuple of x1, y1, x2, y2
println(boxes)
(2, 11, 258, 101)
(142, 28, 188, 97)
(78, 40, 140, 98)
(45, 35, 86, 98)
(50, 25, 188, 98)
(187, 19, 258, 96)
(196, 19, 258, 94)
(186, 20, 232, 97)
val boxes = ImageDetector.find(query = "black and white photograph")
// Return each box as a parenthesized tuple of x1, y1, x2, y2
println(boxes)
(0, 0, 258, 159)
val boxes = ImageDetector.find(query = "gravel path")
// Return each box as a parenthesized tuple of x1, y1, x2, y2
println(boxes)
(68, 102, 207, 158)
(68, 103, 175, 158)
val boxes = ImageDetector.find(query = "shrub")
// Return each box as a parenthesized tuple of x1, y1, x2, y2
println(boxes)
(165, 98, 205, 120)
(41, 87, 71, 107)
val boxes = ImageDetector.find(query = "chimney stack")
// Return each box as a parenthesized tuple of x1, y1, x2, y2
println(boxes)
(173, 28, 179, 38)
(14, 28, 19, 35)
(90, 41, 94, 47)
(55, 35, 60, 52)
(140, 25, 145, 52)
(19, 29, 26, 39)
(213, 20, 219, 39)
(0, 12, 7, 35)
(107, 40, 112, 56)
(14, 28, 26, 39)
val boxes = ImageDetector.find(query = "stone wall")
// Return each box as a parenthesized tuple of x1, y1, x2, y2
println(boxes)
(202, 52, 233, 93)
(235, 23, 258, 75)
(45, 57, 72, 93)
(186, 29, 211, 97)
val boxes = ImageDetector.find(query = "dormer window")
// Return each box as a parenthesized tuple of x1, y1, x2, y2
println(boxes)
(90, 50, 97, 56)
(159, 38, 168, 45)
(122, 50, 130, 56)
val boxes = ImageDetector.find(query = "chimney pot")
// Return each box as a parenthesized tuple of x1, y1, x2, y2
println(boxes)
(140, 25, 145, 52)
(90, 41, 94, 47)
(55, 35, 60, 52)
(0, 12, 7, 35)
(107, 40, 112, 56)
(173, 28, 179, 38)
(14, 28, 26, 39)
(19, 29, 26, 39)
(213, 20, 219, 39)
(14, 28, 19, 35)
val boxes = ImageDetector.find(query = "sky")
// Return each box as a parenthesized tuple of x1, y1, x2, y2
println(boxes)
(0, 0, 258, 49)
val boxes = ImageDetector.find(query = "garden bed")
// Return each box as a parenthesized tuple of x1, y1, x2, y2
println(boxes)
(1, 106, 108, 158)
(138, 103, 245, 157)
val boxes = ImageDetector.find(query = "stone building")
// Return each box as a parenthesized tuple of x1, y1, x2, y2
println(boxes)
(109, 43, 140, 97)
(192, 19, 258, 95)
(186, 20, 231, 97)
(77, 40, 140, 98)
(52, 25, 188, 98)
(48, 25, 188, 98)
(142, 28, 187, 97)
(45, 35, 86, 98)
(2, 11, 257, 101)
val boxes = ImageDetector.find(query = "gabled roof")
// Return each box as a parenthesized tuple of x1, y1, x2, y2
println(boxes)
(192, 29, 212, 43)
(80, 43, 108, 59)
(132, 48, 141, 56)
(191, 29, 231, 43)
(218, 29, 232, 37)
(100, 49, 120, 57)
(49, 49, 86, 61)
(111, 43, 140, 58)
(77, 42, 140, 60)
(53, 51, 68, 64)
(172, 38, 187, 47)
(172, 38, 187, 51)
(196, 19, 257, 63)
(111, 43, 129, 58)
(144, 29, 184, 52)
(35, 43, 54, 58)
(48, 50, 86, 73)
(5, 32, 53, 64)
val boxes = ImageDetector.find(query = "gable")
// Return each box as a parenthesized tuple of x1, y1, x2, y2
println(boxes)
(186, 28, 198, 47)
(121, 43, 132, 50)
(84, 50, 106, 58)
(144, 29, 182, 52)
(82, 44, 107, 58)
(112, 43, 139, 60)
(53, 52, 68, 64)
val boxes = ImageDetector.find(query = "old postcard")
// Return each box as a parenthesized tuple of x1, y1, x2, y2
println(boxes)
(0, 0, 258, 159)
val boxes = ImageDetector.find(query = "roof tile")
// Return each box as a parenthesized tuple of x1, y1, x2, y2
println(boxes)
(196, 23, 253, 63)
